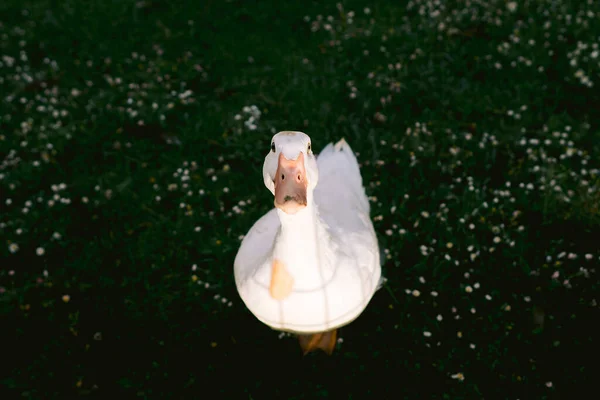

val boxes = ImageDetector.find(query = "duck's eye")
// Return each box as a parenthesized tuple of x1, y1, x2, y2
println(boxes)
(271, 142, 276, 152)
(307, 142, 311, 153)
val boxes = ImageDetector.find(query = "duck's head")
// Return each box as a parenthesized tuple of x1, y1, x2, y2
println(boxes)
(263, 131, 319, 215)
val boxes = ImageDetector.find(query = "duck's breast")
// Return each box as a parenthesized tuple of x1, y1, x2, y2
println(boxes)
(234, 209, 280, 287)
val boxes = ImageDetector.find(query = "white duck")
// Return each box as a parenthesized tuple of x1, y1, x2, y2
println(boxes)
(234, 131, 382, 354)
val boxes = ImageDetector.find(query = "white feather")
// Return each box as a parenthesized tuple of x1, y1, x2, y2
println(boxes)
(234, 133, 382, 334)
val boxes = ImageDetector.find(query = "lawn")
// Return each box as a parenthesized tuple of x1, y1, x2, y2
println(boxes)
(1, 0, 599, 398)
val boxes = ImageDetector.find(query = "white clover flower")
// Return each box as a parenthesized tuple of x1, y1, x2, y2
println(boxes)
(451, 372, 465, 381)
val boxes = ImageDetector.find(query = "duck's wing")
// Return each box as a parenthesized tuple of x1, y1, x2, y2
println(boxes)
(314, 139, 381, 288)
(315, 138, 370, 221)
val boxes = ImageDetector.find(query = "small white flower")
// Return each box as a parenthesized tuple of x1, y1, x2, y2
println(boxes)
(9, 243, 19, 253)
(423, 331, 432, 337)
(36, 247, 45, 256)
(451, 372, 465, 381)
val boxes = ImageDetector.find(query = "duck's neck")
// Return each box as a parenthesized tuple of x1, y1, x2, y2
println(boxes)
(272, 203, 332, 288)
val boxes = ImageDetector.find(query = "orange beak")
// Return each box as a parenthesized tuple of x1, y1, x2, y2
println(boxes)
(274, 152, 307, 214)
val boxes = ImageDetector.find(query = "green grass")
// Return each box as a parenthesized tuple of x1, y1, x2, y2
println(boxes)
(1, 0, 599, 398)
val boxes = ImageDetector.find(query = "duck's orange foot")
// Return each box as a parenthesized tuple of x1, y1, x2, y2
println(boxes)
(269, 259, 294, 300)
(298, 329, 337, 355)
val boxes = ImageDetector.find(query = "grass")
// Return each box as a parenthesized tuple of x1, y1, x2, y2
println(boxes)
(1, 0, 599, 398)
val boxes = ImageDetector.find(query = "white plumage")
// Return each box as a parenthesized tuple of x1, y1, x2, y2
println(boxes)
(234, 132, 382, 336)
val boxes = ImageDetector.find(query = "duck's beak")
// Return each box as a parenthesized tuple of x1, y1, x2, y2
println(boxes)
(274, 152, 307, 214)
